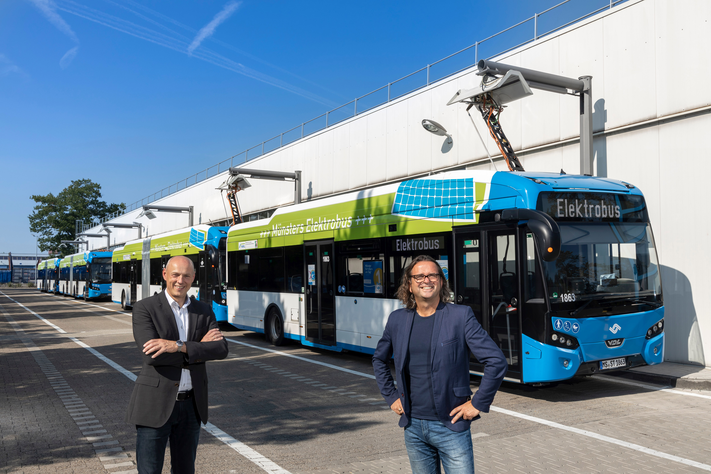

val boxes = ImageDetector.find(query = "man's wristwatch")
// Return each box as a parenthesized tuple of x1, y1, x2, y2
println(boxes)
(176, 340, 184, 351)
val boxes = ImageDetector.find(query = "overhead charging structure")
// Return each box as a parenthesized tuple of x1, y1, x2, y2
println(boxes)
(217, 168, 302, 226)
(447, 60, 593, 175)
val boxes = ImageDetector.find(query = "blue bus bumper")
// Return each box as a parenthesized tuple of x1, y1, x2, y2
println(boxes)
(87, 283, 111, 299)
(522, 308, 665, 384)
(212, 301, 228, 322)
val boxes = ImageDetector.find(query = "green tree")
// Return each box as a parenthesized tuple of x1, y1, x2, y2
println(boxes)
(29, 179, 126, 255)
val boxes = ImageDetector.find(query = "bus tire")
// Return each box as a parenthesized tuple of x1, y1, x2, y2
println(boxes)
(267, 308, 285, 346)
(83, 288, 89, 301)
(121, 291, 127, 310)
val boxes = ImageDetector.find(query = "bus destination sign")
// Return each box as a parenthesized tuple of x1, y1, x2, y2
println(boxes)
(392, 236, 446, 253)
(537, 192, 647, 222)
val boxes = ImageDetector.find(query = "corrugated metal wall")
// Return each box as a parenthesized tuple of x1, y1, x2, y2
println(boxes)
(85, 0, 711, 366)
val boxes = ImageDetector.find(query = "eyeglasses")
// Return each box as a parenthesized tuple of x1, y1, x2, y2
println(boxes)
(410, 273, 440, 283)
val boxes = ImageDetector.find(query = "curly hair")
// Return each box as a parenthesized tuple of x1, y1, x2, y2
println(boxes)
(395, 255, 452, 310)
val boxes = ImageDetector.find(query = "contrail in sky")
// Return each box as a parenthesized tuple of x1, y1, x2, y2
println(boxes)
(53, 0, 339, 107)
(188, 1, 241, 55)
(26, 0, 80, 68)
(27, 0, 79, 42)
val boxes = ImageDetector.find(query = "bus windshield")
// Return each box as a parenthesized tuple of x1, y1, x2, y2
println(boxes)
(88, 258, 112, 283)
(542, 222, 662, 317)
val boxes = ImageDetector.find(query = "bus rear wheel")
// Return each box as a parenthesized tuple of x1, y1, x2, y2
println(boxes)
(267, 309, 284, 346)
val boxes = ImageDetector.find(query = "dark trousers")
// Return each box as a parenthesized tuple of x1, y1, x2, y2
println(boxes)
(135, 398, 201, 474)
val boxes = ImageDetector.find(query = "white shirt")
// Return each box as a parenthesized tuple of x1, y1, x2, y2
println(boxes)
(165, 292, 193, 392)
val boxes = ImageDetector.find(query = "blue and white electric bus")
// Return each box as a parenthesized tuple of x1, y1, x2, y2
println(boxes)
(224, 170, 664, 384)
(58, 251, 113, 300)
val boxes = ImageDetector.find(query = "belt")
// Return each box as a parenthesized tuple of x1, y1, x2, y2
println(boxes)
(176, 390, 194, 401)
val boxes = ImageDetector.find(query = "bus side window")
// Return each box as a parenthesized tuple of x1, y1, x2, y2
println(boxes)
(284, 246, 303, 293)
(150, 258, 163, 286)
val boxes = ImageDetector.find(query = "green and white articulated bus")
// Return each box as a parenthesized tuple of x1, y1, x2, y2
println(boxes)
(225, 169, 664, 384)
(112, 225, 229, 319)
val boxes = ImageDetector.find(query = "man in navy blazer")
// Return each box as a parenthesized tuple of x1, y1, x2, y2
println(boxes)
(373, 255, 507, 473)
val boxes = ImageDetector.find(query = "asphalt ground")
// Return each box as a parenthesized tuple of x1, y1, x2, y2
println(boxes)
(2, 287, 711, 474)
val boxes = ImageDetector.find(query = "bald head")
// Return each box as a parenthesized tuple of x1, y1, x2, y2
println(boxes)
(163, 255, 195, 305)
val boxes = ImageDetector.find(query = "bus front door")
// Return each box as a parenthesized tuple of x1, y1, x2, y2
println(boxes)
(305, 241, 336, 346)
(160, 255, 170, 291)
(198, 251, 210, 306)
(454, 226, 522, 380)
(129, 259, 138, 305)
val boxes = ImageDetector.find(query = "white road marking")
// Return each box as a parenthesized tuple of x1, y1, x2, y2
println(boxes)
(1, 306, 136, 472)
(226, 337, 376, 379)
(0, 291, 292, 474)
(490, 405, 711, 471)
(597, 374, 711, 400)
(202, 423, 291, 474)
(12, 291, 711, 471)
(226, 335, 711, 471)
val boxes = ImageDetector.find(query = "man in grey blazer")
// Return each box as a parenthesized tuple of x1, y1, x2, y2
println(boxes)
(125, 255, 229, 474)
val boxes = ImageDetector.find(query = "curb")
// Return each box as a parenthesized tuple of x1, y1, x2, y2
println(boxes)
(612, 370, 711, 392)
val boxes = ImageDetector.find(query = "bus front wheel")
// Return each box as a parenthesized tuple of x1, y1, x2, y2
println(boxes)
(121, 291, 127, 310)
(267, 309, 284, 346)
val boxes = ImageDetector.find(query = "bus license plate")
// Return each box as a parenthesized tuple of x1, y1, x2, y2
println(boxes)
(600, 357, 626, 370)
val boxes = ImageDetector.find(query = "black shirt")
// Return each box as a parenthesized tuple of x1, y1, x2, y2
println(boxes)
(406, 312, 438, 420)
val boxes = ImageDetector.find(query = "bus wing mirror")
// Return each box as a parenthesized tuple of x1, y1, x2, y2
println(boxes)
(500, 209, 561, 262)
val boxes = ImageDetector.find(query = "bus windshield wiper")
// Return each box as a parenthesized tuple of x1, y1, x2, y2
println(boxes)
(601, 296, 662, 308)
(569, 298, 593, 317)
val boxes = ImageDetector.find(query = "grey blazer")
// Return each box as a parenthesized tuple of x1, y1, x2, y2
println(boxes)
(125, 291, 229, 428)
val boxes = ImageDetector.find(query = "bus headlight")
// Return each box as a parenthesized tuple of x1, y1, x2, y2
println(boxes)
(551, 332, 579, 349)
(646, 319, 664, 339)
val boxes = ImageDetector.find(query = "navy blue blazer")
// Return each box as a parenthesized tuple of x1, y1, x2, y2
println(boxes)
(372, 302, 507, 432)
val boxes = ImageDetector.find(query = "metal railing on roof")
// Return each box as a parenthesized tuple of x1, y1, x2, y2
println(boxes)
(93, 0, 626, 229)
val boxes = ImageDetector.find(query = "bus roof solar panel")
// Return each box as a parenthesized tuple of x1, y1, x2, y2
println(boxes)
(392, 178, 475, 220)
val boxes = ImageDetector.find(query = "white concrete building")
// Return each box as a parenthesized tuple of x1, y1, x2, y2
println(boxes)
(82, 0, 711, 367)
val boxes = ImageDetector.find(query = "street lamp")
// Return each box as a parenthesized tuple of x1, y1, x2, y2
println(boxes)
(421, 119, 453, 144)
(138, 205, 194, 227)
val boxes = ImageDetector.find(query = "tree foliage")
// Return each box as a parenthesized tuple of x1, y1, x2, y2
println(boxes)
(29, 179, 126, 255)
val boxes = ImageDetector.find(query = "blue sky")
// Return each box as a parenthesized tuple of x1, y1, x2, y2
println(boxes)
(0, 0, 611, 255)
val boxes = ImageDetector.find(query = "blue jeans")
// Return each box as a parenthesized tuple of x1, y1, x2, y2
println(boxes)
(135, 399, 201, 474)
(404, 418, 475, 474)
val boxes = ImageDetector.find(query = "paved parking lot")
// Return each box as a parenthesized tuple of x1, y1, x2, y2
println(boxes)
(2, 287, 711, 473)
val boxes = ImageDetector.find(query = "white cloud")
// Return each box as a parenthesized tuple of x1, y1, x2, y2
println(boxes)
(59, 46, 79, 69)
(0, 54, 25, 78)
(187, 1, 240, 55)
